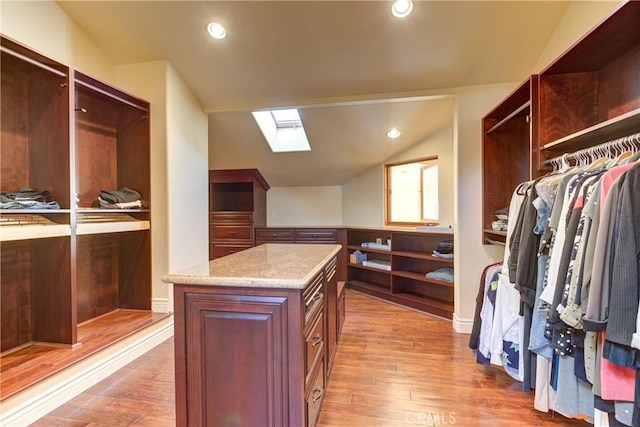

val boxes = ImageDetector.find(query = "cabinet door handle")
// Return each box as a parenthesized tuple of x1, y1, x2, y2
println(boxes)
(312, 386, 324, 403)
(311, 333, 322, 347)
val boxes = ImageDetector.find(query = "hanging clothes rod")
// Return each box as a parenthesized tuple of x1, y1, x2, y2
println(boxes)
(543, 131, 640, 166)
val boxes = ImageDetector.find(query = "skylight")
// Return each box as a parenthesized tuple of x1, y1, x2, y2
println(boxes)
(252, 108, 311, 153)
(271, 109, 302, 128)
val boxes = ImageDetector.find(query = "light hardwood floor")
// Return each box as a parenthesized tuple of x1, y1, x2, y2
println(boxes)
(31, 290, 588, 426)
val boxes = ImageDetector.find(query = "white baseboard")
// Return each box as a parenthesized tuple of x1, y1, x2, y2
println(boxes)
(152, 297, 171, 313)
(452, 314, 473, 334)
(0, 315, 174, 426)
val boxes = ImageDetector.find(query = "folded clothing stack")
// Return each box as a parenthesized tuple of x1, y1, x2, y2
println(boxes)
(492, 206, 509, 231)
(426, 267, 454, 282)
(433, 239, 454, 258)
(0, 186, 60, 209)
(99, 187, 143, 209)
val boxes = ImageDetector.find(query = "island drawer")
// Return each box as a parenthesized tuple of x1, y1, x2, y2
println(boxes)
(305, 311, 324, 385)
(303, 272, 324, 325)
(305, 359, 325, 427)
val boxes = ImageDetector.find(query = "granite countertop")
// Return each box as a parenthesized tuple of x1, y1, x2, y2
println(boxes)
(162, 243, 341, 289)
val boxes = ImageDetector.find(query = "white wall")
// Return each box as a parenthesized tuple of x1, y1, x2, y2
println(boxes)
(267, 186, 342, 226)
(342, 123, 454, 227)
(165, 65, 209, 271)
(452, 84, 514, 324)
(342, 163, 384, 227)
(0, 0, 114, 81)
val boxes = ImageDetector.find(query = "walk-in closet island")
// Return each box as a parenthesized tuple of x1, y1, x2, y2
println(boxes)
(163, 243, 341, 427)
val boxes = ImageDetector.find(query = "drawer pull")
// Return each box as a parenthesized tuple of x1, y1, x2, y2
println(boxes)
(311, 333, 322, 347)
(312, 387, 324, 403)
(227, 231, 237, 235)
(312, 292, 322, 302)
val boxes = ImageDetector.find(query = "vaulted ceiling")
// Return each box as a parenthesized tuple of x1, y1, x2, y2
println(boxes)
(57, 0, 571, 186)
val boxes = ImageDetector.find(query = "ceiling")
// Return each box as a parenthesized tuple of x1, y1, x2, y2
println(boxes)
(57, 0, 571, 187)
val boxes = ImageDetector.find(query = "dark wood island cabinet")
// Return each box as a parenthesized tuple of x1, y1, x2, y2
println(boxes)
(163, 243, 341, 427)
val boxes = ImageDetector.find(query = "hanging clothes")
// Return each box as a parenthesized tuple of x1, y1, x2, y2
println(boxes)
(471, 136, 640, 425)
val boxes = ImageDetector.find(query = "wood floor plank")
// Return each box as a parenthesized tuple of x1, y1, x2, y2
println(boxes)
(1, 310, 171, 400)
(31, 290, 587, 426)
(317, 290, 587, 427)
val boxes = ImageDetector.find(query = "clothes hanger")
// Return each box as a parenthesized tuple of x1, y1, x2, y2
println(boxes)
(586, 143, 612, 170)
(625, 134, 640, 163)
(560, 153, 571, 172)
(615, 136, 636, 165)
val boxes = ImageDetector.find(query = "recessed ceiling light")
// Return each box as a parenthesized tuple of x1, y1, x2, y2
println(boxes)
(207, 22, 227, 40)
(391, 0, 413, 19)
(387, 128, 401, 139)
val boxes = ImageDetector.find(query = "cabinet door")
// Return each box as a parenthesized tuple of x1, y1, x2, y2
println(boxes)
(181, 293, 289, 427)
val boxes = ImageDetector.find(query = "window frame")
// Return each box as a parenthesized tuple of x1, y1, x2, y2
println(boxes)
(384, 156, 439, 227)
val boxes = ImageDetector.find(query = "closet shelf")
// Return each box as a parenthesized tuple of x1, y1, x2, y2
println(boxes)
(541, 108, 640, 152)
(0, 213, 71, 241)
(347, 228, 454, 319)
(392, 250, 454, 263)
(0, 209, 71, 214)
(485, 101, 530, 135)
(77, 208, 149, 213)
(348, 262, 390, 273)
(346, 244, 392, 255)
(392, 270, 454, 288)
(348, 280, 392, 295)
(76, 213, 150, 235)
(484, 229, 507, 237)
(486, 238, 506, 246)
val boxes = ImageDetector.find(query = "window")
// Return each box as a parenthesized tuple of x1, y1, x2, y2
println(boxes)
(385, 157, 438, 226)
